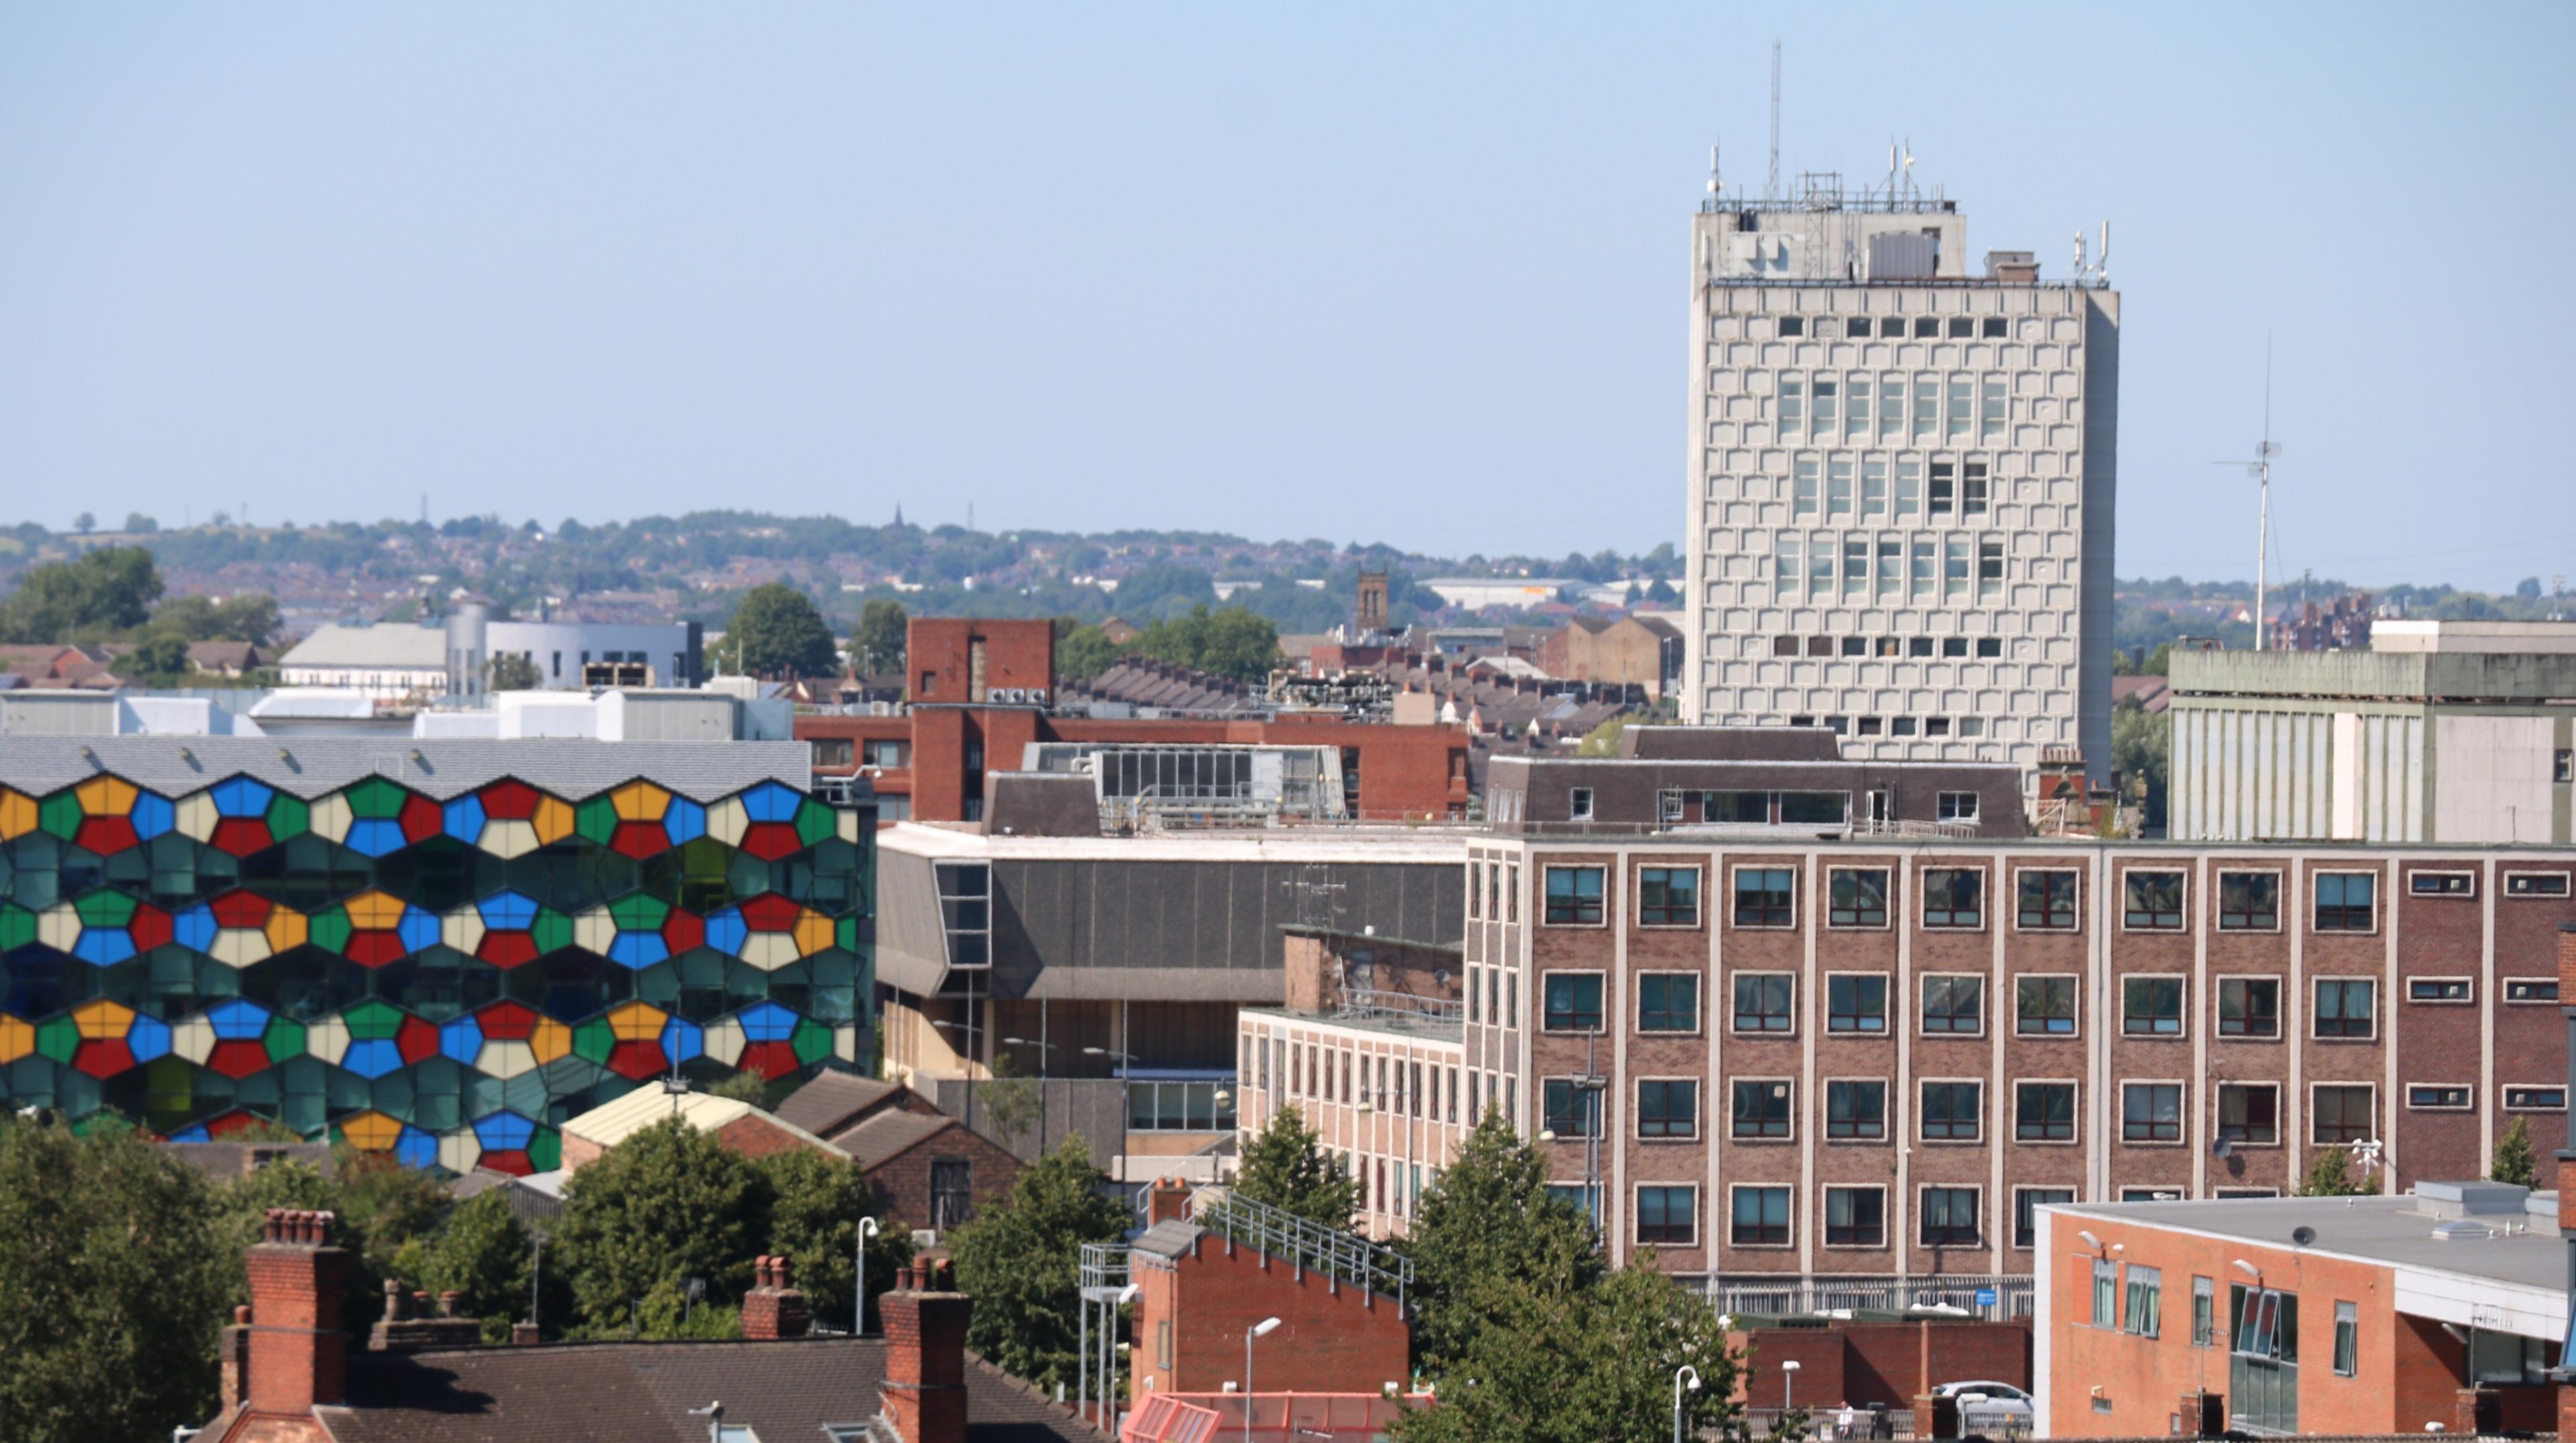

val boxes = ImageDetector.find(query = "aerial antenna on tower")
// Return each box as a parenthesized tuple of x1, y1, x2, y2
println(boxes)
(2210, 337, 2282, 651)
(1766, 40, 1780, 202)
(1707, 142, 1723, 201)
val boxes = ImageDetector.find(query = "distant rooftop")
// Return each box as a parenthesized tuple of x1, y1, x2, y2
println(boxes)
(0, 733, 813, 802)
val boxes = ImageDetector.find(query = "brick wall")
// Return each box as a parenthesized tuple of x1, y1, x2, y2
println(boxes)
(1130, 1230, 1411, 1399)
(862, 1124, 1024, 1233)
(1730, 1320, 2031, 1409)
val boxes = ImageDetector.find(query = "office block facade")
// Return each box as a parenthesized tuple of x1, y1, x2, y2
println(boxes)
(1682, 186, 2118, 782)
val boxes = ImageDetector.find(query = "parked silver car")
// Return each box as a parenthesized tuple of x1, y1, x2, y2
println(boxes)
(1931, 1381, 2034, 1436)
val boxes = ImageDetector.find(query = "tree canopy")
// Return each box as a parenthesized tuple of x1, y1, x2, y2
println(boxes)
(852, 598, 908, 676)
(555, 1117, 769, 1333)
(2491, 1114, 2538, 1188)
(1400, 1110, 1601, 1369)
(1232, 1105, 1359, 1231)
(947, 1137, 1130, 1387)
(723, 583, 839, 678)
(0, 547, 164, 642)
(1126, 604, 1280, 683)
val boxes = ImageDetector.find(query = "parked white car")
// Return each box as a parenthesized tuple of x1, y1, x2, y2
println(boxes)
(1931, 1381, 2034, 1436)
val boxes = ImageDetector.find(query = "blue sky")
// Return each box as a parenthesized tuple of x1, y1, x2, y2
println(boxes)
(1, 3, 2569, 590)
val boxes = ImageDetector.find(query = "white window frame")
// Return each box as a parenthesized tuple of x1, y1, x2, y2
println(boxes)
(1568, 788, 1594, 822)
(2214, 867, 2286, 934)
(1723, 1182, 1793, 1250)
(1825, 865, 1894, 930)
(2214, 973, 2284, 1040)
(2012, 867, 2082, 933)
(2119, 1079, 2189, 1146)
(2310, 975, 2380, 1043)
(1821, 1075, 1891, 1144)
(2217, 1081, 2284, 1147)
(2119, 867, 2190, 933)
(1935, 790, 1980, 822)
(1729, 971, 1799, 1038)
(2311, 869, 2381, 935)
(1919, 971, 1989, 1039)
(2406, 975, 2475, 1006)
(1822, 1183, 1892, 1251)
(1823, 969, 1893, 1035)
(1633, 1075, 1703, 1142)
(1728, 1075, 1798, 1143)
(2404, 1083, 2473, 1112)
(2503, 870, 2572, 898)
(1728, 863, 1799, 931)
(2405, 869, 2477, 898)
(1633, 969, 1705, 1036)
(2012, 1185, 2076, 1251)
(2011, 1077, 2081, 1146)
(1915, 1183, 1982, 1248)
(2307, 1081, 2379, 1145)
(1917, 1075, 1986, 1145)
(2503, 1084, 2569, 1113)
(2012, 971, 2083, 1038)
(2119, 972, 2190, 1039)
(1634, 863, 1705, 930)
(1634, 1182, 1702, 1248)
(1540, 865, 1609, 929)
(1538, 969, 1608, 1034)
(1919, 864, 1988, 931)
(2503, 977, 2562, 1005)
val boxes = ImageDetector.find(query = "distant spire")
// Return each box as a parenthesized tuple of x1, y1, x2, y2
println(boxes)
(893, 502, 905, 528)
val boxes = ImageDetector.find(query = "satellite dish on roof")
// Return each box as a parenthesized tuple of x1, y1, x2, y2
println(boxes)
(2291, 1226, 2316, 1246)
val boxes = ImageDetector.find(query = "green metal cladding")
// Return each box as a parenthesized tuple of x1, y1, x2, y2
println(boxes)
(0, 771, 872, 1174)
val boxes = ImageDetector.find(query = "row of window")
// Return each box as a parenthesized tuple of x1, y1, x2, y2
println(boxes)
(1773, 532, 2008, 602)
(1245, 1034, 1474, 1124)
(1541, 1075, 2563, 1146)
(1535, 968, 2557, 1039)
(1593, 1180, 2034, 1250)
(1772, 373, 2012, 445)
(1772, 456, 2016, 521)
(1774, 633, 2007, 659)
(1776, 315, 2013, 341)
(1538, 863, 2493, 932)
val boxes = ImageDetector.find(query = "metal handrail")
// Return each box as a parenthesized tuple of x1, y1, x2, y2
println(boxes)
(1332, 988, 1464, 1024)
(1183, 1185, 1413, 1311)
(1710, 1271, 2033, 1319)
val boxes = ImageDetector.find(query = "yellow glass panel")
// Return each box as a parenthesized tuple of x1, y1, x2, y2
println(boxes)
(73, 999, 134, 1039)
(76, 775, 138, 816)
(344, 890, 407, 929)
(531, 796, 575, 843)
(340, 1110, 402, 1151)
(0, 1015, 32, 1063)
(529, 1018, 572, 1063)
(794, 912, 834, 957)
(0, 790, 38, 839)
(266, 910, 309, 950)
(607, 1002, 667, 1042)
(612, 781, 669, 822)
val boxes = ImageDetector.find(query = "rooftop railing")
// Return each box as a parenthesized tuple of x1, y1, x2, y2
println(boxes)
(1184, 1185, 1414, 1310)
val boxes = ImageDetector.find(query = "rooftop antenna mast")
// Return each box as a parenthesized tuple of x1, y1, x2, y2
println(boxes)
(1766, 40, 1780, 202)
(2210, 337, 2282, 651)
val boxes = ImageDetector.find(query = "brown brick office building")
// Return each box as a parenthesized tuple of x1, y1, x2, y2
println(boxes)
(1454, 837, 2576, 1309)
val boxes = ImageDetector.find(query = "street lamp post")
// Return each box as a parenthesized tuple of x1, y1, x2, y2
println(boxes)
(855, 1217, 879, 1336)
(1244, 1316, 1283, 1443)
(1673, 1364, 1702, 1443)
(1781, 1359, 1802, 1415)
(1083, 1046, 1136, 1189)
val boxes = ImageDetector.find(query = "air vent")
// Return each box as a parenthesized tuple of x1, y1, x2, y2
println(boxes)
(2430, 1220, 2497, 1242)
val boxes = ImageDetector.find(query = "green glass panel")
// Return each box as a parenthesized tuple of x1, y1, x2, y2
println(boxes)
(38, 794, 83, 841)
(836, 916, 855, 953)
(326, 1067, 372, 1110)
(73, 890, 138, 927)
(371, 1071, 415, 1120)
(341, 999, 403, 1040)
(608, 893, 668, 930)
(500, 1072, 551, 1117)
(574, 796, 619, 846)
(146, 1056, 196, 1116)
(279, 1091, 325, 1134)
(571, 1017, 614, 1065)
(462, 1073, 504, 1118)
(341, 776, 410, 820)
(792, 802, 835, 849)
(526, 1126, 561, 1171)
(35, 1016, 80, 1064)
(267, 794, 309, 840)
(790, 1017, 831, 1066)
(0, 904, 35, 950)
(530, 910, 573, 954)
(263, 1020, 306, 1064)
(307, 908, 353, 954)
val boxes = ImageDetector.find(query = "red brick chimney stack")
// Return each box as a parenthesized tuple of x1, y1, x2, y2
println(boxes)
(881, 1259, 972, 1443)
(1146, 1176, 1191, 1227)
(244, 1208, 350, 1416)
(218, 1305, 253, 1413)
(742, 1254, 812, 1341)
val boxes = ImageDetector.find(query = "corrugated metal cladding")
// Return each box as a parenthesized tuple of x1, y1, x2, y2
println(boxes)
(989, 859, 1461, 997)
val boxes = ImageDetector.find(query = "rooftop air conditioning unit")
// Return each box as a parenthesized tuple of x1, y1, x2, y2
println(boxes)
(1027, 689, 1048, 706)
(912, 1229, 938, 1250)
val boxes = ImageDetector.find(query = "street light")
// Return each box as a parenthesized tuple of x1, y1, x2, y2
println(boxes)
(855, 1217, 880, 1336)
(1244, 1317, 1283, 1443)
(1780, 1359, 1801, 1413)
(1673, 1364, 1702, 1443)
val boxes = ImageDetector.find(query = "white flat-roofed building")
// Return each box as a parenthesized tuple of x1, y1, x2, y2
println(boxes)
(1682, 174, 2118, 786)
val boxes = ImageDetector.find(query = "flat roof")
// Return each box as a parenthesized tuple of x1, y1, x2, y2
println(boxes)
(0, 734, 813, 802)
(877, 820, 1472, 865)
(1242, 1005, 1464, 1045)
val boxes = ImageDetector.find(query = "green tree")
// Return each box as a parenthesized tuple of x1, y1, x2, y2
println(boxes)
(214, 1157, 388, 1341)
(411, 1189, 534, 1342)
(1401, 1111, 1602, 1369)
(555, 1118, 766, 1334)
(724, 583, 839, 678)
(488, 651, 543, 690)
(0, 1116, 234, 1443)
(124, 513, 159, 535)
(130, 633, 191, 677)
(706, 1066, 772, 1102)
(975, 1052, 1043, 1156)
(1053, 619, 1122, 683)
(2110, 700, 2169, 829)
(1233, 1104, 1360, 1230)
(759, 1146, 916, 1334)
(332, 1148, 455, 1276)
(2296, 1144, 2371, 1197)
(2491, 1114, 2538, 1188)
(1126, 604, 1280, 682)
(853, 598, 909, 676)
(0, 546, 164, 642)
(1575, 713, 1632, 757)
(72, 511, 95, 534)
(947, 1136, 1129, 1387)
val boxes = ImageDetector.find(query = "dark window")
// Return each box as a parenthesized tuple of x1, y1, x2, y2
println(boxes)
(1841, 635, 1867, 656)
(1827, 975, 1888, 1033)
(2016, 1081, 2076, 1140)
(2313, 979, 2375, 1038)
(1981, 316, 2008, 337)
(930, 1159, 974, 1228)
(1639, 1185, 1699, 1245)
(2506, 1086, 2568, 1110)
(1976, 637, 2002, 657)
(2314, 873, 2376, 932)
(1880, 317, 1907, 337)
(1730, 1186, 1790, 1245)
(1920, 1080, 1982, 1141)
(1772, 635, 1800, 657)
(918, 670, 936, 694)
(2408, 872, 2474, 897)
(1568, 788, 1593, 821)
(1825, 1079, 1886, 1140)
(2506, 979, 2561, 1003)
(1945, 316, 1974, 337)
(1913, 316, 1940, 338)
(2017, 975, 2078, 1035)
(2219, 1085, 2278, 1143)
(2508, 873, 2571, 897)
(1922, 868, 1984, 927)
(1733, 973, 1794, 1033)
(2406, 1085, 2470, 1110)
(1941, 637, 1970, 657)
(1921, 975, 1984, 1034)
(2016, 1188, 2074, 1248)
(1544, 867, 1605, 924)
(2218, 872, 2280, 930)
(2312, 1085, 2374, 1143)
(1908, 637, 1934, 657)
(2123, 977, 2185, 1036)
(1845, 317, 1873, 338)
(1778, 793, 1843, 824)
(2018, 871, 2078, 929)
(1639, 867, 1700, 926)
(1936, 790, 1977, 820)
(1638, 1079, 1699, 1139)
(1733, 867, 1794, 927)
(2124, 871, 2186, 929)
(1778, 316, 1805, 337)
(2123, 1083, 2184, 1141)
(1826, 1187, 1886, 1246)
(1732, 1079, 1793, 1139)
(1637, 973, 1700, 1032)
(1829, 867, 1889, 926)
(2218, 977, 2279, 1037)
(1542, 1079, 1597, 1136)
(1920, 1187, 1980, 1246)
(2408, 978, 2471, 1003)
(1542, 973, 1603, 1032)
(1807, 636, 1833, 657)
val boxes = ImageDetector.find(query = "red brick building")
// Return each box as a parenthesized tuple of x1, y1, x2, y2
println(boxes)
(2035, 1185, 2565, 1438)
(797, 618, 1471, 824)
(1126, 1179, 1413, 1402)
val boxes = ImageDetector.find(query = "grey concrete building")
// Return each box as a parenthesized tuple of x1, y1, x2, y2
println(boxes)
(2169, 621, 2576, 844)
(1681, 175, 2118, 786)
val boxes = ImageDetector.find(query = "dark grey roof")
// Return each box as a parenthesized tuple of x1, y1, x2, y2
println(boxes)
(774, 1071, 906, 1138)
(833, 1110, 955, 1169)
(321, 1336, 1106, 1443)
(0, 735, 811, 802)
(446, 1169, 566, 1226)
(1130, 1219, 1206, 1261)
(985, 771, 1102, 839)
(1619, 725, 1843, 762)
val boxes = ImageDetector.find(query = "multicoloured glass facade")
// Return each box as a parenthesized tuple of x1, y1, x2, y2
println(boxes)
(0, 769, 871, 1173)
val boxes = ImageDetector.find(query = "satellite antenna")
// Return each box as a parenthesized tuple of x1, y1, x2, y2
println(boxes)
(1766, 40, 1780, 202)
(2210, 337, 2282, 650)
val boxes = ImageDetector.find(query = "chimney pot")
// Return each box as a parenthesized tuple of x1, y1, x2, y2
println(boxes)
(511, 1322, 542, 1346)
(438, 1291, 460, 1318)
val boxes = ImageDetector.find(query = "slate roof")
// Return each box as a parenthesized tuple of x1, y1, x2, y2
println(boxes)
(773, 1071, 905, 1138)
(0, 735, 812, 802)
(318, 1336, 1106, 1443)
(830, 1110, 955, 1170)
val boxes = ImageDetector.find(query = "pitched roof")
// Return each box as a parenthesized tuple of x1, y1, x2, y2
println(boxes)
(773, 1071, 905, 1138)
(560, 1089, 760, 1150)
(276, 623, 449, 671)
(321, 1336, 1106, 1443)
(830, 1110, 956, 1170)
